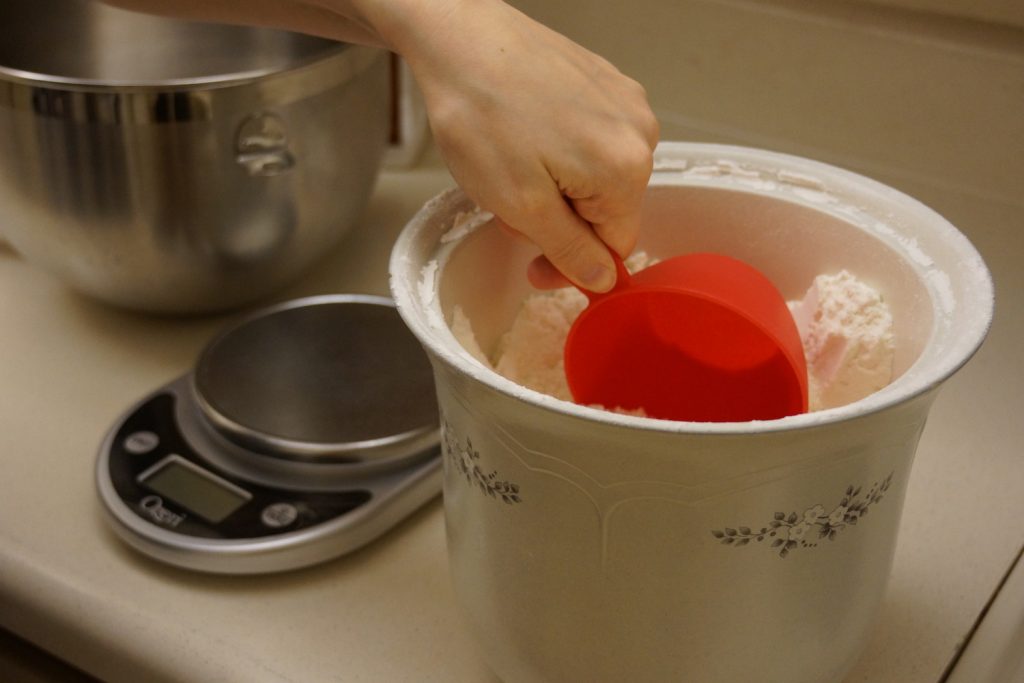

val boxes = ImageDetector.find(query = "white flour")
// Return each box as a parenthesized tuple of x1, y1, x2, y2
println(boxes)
(452, 257, 895, 416)
(788, 271, 895, 411)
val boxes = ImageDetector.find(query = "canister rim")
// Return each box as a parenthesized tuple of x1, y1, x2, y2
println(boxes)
(390, 142, 995, 436)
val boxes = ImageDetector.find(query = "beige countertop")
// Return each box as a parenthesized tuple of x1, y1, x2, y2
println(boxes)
(0, 152, 1021, 683)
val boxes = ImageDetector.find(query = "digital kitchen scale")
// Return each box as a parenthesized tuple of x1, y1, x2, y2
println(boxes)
(96, 294, 442, 574)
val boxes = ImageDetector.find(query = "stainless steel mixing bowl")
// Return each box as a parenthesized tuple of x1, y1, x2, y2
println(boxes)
(0, 0, 389, 312)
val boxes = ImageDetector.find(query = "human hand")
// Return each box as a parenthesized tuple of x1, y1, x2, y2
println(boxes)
(366, 0, 659, 292)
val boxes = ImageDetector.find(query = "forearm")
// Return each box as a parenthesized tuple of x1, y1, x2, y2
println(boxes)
(98, 0, 385, 47)
(98, 0, 472, 53)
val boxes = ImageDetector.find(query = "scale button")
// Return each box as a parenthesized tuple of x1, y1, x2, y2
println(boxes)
(124, 431, 160, 455)
(261, 503, 299, 529)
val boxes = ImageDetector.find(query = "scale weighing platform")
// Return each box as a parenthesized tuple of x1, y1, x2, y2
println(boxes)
(96, 295, 442, 574)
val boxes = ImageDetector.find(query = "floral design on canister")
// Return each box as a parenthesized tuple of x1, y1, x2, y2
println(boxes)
(712, 473, 893, 558)
(441, 419, 522, 504)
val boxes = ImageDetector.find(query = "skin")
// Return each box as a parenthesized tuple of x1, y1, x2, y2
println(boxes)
(101, 0, 659, 292)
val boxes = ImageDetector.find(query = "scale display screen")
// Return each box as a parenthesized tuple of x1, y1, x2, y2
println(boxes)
(139, 455, 251, 523)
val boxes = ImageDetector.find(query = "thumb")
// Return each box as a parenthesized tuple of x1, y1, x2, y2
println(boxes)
(499, 194, 617, 293)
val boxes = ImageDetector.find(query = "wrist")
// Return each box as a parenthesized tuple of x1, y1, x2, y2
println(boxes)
(345, 0, 488, 60)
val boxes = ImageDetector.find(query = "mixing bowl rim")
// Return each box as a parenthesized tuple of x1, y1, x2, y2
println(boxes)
(0, 39, 358, 92)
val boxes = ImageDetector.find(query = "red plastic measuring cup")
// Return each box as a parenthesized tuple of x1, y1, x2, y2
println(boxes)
(563, 252, 808, 422)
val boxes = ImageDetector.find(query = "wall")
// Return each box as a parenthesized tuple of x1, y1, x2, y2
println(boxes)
(511, 0, 1022, 218)
(849, 0, 1024, 29)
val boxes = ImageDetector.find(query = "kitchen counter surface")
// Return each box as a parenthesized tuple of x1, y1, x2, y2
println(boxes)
(1, 152, 1022, 683)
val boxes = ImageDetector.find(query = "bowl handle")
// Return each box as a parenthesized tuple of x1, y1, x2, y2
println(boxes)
(235, 112, 295, 177)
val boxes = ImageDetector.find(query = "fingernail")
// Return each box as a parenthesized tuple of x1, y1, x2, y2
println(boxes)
(581, 262, 616, 293)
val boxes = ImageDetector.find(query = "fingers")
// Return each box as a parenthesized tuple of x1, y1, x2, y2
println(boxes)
(526, 255, 573, 290)
(519, 152, 650, 292)
(561, 112, 659, 260)
(496, 187, 618, 293)
(493, 129, 655, 293)
(496, 221, 580, 291)
(566, 142, 653, 260)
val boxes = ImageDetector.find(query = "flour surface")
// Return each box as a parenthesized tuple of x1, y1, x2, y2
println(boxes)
(451, 257, 895, 416)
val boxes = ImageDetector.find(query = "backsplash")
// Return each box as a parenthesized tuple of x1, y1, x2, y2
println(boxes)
(511, 0, 1022, 225)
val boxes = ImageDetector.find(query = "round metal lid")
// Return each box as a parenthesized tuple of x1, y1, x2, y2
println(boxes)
(191, 295, 439, 464)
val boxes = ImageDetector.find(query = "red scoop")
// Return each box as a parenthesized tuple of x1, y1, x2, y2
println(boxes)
(563, 252, 808, 422)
